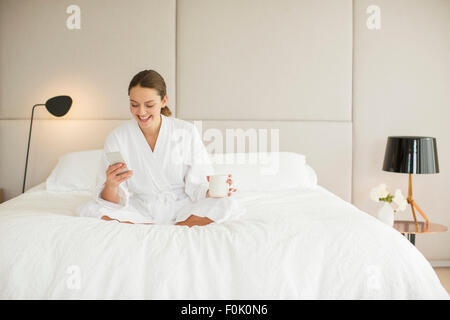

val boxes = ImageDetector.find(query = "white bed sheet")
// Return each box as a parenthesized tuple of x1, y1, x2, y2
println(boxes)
(0, 183, 448, 299)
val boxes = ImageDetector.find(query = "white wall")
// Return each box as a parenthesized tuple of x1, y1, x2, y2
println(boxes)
(353, 0, 450, 261)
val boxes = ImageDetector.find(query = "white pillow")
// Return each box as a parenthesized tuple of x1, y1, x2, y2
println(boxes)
(46, 149, 103, 193)
(209, 152, 317, 192)
(46, 150, 317, 193)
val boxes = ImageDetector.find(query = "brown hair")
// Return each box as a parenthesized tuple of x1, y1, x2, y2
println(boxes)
(128, 69, 172, 117)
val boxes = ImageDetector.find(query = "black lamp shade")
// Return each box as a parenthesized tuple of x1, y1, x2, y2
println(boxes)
(45, 95, 72, 117)
(382, 136, 439, 174)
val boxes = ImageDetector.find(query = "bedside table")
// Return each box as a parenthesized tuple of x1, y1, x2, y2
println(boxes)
(0, 188, 3, 204)
(393, 220, 448, 246)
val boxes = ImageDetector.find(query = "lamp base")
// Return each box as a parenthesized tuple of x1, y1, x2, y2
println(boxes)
(407, 173, 429, 232)
(407, 199, 429, 232)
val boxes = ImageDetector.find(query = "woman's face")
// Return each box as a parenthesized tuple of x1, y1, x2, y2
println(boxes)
(129, 85, 167, 128)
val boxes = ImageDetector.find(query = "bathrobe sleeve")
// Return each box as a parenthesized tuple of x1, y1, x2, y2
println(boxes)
(93, 132, 131, 210)
(184, 124, 214, 202)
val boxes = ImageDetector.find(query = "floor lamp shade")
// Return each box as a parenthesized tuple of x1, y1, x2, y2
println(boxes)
(382, 136, 439, 174)
(45, 95, 72, 117)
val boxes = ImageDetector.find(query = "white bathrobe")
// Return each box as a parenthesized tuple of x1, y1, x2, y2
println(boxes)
(76, 115, 245, 224)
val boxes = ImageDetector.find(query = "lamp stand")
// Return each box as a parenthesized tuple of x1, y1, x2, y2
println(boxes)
(407, 173, 429, 231)
(22, 104, 44, 193)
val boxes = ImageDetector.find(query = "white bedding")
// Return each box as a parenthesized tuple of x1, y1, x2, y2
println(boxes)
(0, 182, 447, 299)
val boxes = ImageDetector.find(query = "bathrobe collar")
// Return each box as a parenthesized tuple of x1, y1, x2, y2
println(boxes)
(129, 114, 174, 195)
(133, 114, 166, 155)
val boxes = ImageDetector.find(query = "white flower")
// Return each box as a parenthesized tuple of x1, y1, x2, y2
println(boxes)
(378, 184, 389, 198)
(392, 189, 408, 211)
(370, 183, 389, 202)
(370, 189, 379, 202)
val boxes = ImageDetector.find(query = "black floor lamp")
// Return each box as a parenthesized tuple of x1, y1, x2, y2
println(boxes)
(22, 95, 73, 193)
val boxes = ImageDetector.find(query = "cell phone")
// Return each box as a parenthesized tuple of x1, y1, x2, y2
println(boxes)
(106, 151, 129, 174)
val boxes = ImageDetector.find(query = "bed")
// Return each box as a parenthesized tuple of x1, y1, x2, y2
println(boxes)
(0, 150, 448, 299)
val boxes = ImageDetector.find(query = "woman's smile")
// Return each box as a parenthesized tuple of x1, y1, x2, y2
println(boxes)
(138, 114, 152, 124)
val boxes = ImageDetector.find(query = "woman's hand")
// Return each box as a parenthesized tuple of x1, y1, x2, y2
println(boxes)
(100, 163, 133, 204)
(105, 163, 133, 189)
(206, 174, 237, 197)
(175, 214, 214, 227)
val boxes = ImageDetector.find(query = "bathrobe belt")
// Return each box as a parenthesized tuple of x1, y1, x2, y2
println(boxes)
(133, 188, 187, 204)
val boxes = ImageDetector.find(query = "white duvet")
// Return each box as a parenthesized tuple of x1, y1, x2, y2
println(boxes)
(0, 182, 447, 299)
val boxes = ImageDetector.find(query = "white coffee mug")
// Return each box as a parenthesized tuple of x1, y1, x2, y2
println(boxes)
(208, 174, 229, 198)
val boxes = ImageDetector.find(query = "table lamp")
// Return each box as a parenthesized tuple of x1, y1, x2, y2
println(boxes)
(382, 136, 439, 228)
(22, 95, 73, 193)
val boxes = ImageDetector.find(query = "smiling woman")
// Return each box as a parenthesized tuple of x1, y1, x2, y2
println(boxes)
(75, 69, 242, 226)
(128, 70, 172, 120)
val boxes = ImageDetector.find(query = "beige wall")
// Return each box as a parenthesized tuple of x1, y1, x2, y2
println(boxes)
(353, 0, 450, 262)
(0, 0, 176, 120)
(176, 0, 352, 121)
(0, 0, 448, 261)
(176, 0, 353, 201)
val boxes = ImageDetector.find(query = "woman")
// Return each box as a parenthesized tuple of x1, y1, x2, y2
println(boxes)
(76, 70, 245, 227)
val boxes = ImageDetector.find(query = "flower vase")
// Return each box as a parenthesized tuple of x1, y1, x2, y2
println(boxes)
(377, 202, 395, 227)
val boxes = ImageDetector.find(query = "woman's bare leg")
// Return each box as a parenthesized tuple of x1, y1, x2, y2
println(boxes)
(175, 214, 213, 227)
(101, 215, 153, 225)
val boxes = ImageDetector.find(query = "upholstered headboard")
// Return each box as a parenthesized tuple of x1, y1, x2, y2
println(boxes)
(2, 118, 352, 201)
(0, 0, 353, 202)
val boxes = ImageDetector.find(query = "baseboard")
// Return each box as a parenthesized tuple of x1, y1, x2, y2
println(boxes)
(430, 260, 450, 267)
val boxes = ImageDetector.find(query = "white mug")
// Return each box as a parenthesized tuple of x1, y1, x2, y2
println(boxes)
(208, 174, 229, 198)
